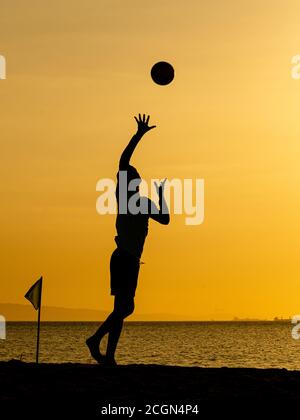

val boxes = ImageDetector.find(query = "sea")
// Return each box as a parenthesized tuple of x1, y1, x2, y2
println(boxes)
(1, 321, 299, 370)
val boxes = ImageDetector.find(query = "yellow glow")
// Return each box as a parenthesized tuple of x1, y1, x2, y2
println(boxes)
(1, 0, 300, 320)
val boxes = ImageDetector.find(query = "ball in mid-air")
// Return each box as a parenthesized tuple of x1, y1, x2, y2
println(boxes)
(151, 61, 174, 85)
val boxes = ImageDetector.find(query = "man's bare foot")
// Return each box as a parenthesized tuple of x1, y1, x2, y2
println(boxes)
(86, 336, 106, 364)
(104, 356, 118, 367)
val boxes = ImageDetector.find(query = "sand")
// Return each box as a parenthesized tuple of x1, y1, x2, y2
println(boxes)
(1, 360, 299, 415)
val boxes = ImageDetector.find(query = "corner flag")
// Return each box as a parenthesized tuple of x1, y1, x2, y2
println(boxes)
(24, 276, 43, 363)
(25, 277, 42, 310)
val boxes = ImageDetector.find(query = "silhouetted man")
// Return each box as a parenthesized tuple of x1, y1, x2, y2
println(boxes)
(86, 114, 170, 366)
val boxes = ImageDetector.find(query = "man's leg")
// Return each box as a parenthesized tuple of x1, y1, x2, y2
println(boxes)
(86, 294, 134, 364)
(90, 312, 115, 343)
(105, 294, 135, 364)
(86, 312, 114, 362)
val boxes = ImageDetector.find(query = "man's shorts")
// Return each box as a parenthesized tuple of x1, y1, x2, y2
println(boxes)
(110, 247, 140, 297)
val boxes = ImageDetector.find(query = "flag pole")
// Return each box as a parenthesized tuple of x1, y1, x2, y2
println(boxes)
(36, 278, 43, 364)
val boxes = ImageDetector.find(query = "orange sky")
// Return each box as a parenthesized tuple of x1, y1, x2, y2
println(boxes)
(1, 0, 300, 320)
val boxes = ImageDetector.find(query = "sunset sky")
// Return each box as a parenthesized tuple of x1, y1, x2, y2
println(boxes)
(1, 0, 300, 320)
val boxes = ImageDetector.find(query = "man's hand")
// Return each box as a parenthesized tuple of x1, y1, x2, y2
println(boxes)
(154, 178, 167, 196)
(119, 114, 156, 169)
(134, 114, 156, 136)
(151, 178, 170, 225)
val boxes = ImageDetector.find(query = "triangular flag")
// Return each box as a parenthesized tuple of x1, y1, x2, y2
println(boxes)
(25, 277, 43, 310)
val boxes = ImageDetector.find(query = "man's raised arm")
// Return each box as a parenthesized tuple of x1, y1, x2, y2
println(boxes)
(119, 114, 156, 169)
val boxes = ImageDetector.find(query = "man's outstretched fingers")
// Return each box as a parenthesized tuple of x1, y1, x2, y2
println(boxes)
(134, 114, 156, 132)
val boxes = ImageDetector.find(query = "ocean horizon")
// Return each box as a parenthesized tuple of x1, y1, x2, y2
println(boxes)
(1, 321, 299, 370)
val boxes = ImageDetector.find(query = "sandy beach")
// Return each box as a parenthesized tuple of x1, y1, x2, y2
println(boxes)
(1, 360, 300, 415)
